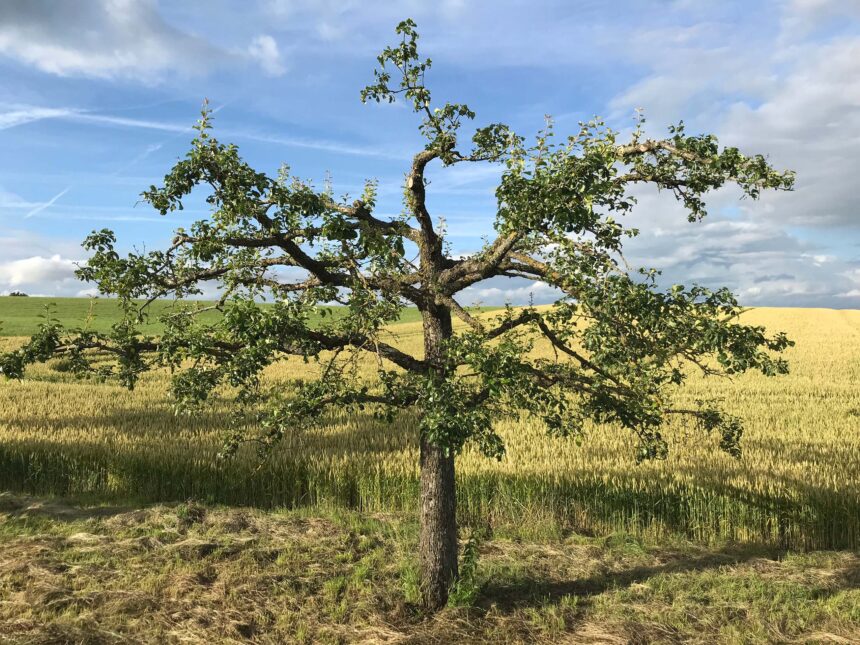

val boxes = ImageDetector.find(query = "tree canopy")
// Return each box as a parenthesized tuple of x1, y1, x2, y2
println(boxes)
(0, 19, 795, 607)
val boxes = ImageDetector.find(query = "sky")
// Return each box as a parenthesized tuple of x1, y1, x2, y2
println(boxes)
(0, 0, 858, 307)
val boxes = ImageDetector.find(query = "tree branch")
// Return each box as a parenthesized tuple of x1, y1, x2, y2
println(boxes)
(307, 330, 426, 373)
(436, 294, 484, 332)
(440, 231, 522, 292)
(329, 199, 422, 245)
(615, 139, 699, 162)
(408, 149, 441, 259)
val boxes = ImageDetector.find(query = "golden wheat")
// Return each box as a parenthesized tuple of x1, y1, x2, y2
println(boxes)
(1, 307, 858, 549)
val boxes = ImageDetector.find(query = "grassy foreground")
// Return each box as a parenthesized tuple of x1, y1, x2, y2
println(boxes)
(1, 491, 857, 644)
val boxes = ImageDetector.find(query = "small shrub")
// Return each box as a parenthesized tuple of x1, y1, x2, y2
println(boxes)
(448, 531, 483, 607)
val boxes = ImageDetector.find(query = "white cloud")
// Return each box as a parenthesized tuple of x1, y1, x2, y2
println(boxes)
(248, 35, 287, 77)
(70, 112, 190, 133)
(0, 255, 79, 289)
(0, 231, 90, 297)
(238, 130, 404, 158)
(598, 0, 860, 308)
(719, 37, 860, 229)
(257, 0, 620, 69)
(782, 0, 860, 38)
(610, 5, 860, 231)
(0, 188, 37, 209)
(0, 104, 192, 134)
(23, 186, 71, 219)
(0, 103, 404, 159)
(317, 21, 347, 42)
(8, 96, 406, 161)
(0, 0, 221, 81)
(460, 278, 560, 307)
(619, 189, 860, 308)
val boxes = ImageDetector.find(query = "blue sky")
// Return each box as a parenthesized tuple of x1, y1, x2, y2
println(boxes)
(1, 0, 858, 307)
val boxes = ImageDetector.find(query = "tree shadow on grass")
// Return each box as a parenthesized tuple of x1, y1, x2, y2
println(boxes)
(477, 544, 777, 613)
(460, 545, 860, 645)
(0, 491, 135, 522)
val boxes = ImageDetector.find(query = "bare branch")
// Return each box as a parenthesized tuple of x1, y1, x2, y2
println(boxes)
(307, 329, 426, 373)
(483, 309, 539, 340)
(437, 294, 484, 332)
(408, 149, 441, 254)
(441, 231, 522, 292)
(534, 318, 626, 389)
(329, 198, 423, 245)
(615, 139, 699, 162)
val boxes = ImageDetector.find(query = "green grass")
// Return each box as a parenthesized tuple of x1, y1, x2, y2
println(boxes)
(0, 491, 857, 644)
(0, 296, 458, 336)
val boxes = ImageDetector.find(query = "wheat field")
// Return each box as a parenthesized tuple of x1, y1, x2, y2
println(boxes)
(1, 307, 858, 550)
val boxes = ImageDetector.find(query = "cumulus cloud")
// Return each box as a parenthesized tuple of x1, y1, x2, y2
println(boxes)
(599, 0, 860, 308)
(0, 255, 77, 287)
(247, 35, 286, 77)
(459, 278, 560, 307)
(629, 221, 860, 308)
(718, 38, 860, 229)
(611, 3, 860, 231)
(0, 231, 90, 297)
(615, 187, 860, 308)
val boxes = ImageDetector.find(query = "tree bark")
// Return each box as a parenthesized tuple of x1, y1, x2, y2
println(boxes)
(419, 435, 457, 609)
(419, 304, 458, 609)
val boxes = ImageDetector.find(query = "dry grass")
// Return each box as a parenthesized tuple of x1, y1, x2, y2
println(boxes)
(0, 491, 858, 644)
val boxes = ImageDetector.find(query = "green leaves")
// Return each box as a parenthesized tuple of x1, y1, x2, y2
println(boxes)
(495, 119, 632, 249)
(361, 18, 476, 159)
(624, 121, 795, 222)
(0, 305, 62, 379)
(360, 19, 431, 111)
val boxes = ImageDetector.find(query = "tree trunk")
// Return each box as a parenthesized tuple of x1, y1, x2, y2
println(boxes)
(419, 436, 458, 609)
(419, 304, 458, 609)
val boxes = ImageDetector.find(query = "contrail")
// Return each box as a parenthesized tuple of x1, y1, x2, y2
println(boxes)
(111, 102, 229, 177)
(24, 186, 71, 219)
(13, 103, 231, 223)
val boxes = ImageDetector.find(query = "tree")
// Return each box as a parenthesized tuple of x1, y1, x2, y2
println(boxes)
(0, 20, 794, 609)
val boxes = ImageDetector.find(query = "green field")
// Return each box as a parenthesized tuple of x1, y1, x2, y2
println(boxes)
(0, 296, 431, 336)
